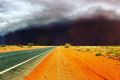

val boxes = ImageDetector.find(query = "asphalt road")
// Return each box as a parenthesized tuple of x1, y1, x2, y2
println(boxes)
(0, 47, 53, 74)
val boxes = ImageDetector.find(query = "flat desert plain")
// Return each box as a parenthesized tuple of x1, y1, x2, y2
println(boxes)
(0, 46, 48, 53)
(25, 46, 120, 80)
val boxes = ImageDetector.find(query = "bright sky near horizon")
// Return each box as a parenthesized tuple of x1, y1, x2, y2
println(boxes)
(0, 0, 120, 35)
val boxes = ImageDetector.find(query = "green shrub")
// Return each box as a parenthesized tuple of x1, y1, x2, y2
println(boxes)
(0, 45, 6, 47)
(96, 53, 102, 56)
(16, 44, 23, 48)
(86, 49, 90, 51)
(77, 49, 81, 51)
(28, 43, 34, 48)
(114, 52, 120, 57)
(64, 43, 72, 48)
(76, 46, 79, 47)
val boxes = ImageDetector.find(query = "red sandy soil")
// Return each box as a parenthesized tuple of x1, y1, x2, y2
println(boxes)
(25, 47, 120, 80)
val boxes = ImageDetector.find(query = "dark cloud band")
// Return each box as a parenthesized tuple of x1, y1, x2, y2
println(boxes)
(0, 0, 120, 35)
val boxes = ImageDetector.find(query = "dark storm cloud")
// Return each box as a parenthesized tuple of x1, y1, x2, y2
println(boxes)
(0, 0, 120, 35)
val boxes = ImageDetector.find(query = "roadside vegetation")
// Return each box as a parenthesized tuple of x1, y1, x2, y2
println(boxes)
(70, 46, 120, 61)
(16, 44, 24, 48)
(64, 43, 72, 48)
(0, 45, 6, 50)
(0, 45, 6, 47)
(28, 43, 34, 48)
(85, 46, 120, 61)
(95, 52, 102, 56)
(16, 43, 34, 48)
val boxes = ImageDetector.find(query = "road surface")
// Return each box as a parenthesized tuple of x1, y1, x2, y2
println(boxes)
(0, 47, 53, 75)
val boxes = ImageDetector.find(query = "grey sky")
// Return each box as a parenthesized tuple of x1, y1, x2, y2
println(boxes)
(0, 0, 120, 35)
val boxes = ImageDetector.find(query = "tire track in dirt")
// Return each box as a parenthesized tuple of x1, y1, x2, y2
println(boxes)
(64, 54, 108, 80)
(61, 49, 107, 80)
(55, 48, 88, 80)
(62, 48, 120, 80)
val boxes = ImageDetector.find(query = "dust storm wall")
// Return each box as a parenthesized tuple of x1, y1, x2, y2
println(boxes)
(3, 17, 120, 45)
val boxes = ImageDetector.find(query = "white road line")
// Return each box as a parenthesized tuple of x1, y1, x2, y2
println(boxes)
(0, 50, 50, 75)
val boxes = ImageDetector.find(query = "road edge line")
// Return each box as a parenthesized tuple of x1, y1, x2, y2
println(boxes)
(0, 50, 50, 75)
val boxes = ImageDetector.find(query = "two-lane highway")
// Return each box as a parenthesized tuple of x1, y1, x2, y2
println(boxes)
(0, 47, 54, 75)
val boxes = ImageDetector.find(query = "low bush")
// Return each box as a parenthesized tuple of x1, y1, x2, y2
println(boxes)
(114, 52, 120, 57)
(0, 45, 6, 47)
(64, 43, 72, 48)
(95, 53, 102, 56)
(86, 49, 90, 52)
(16, 44, 23, 48)
(28, 43, 34, 48)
